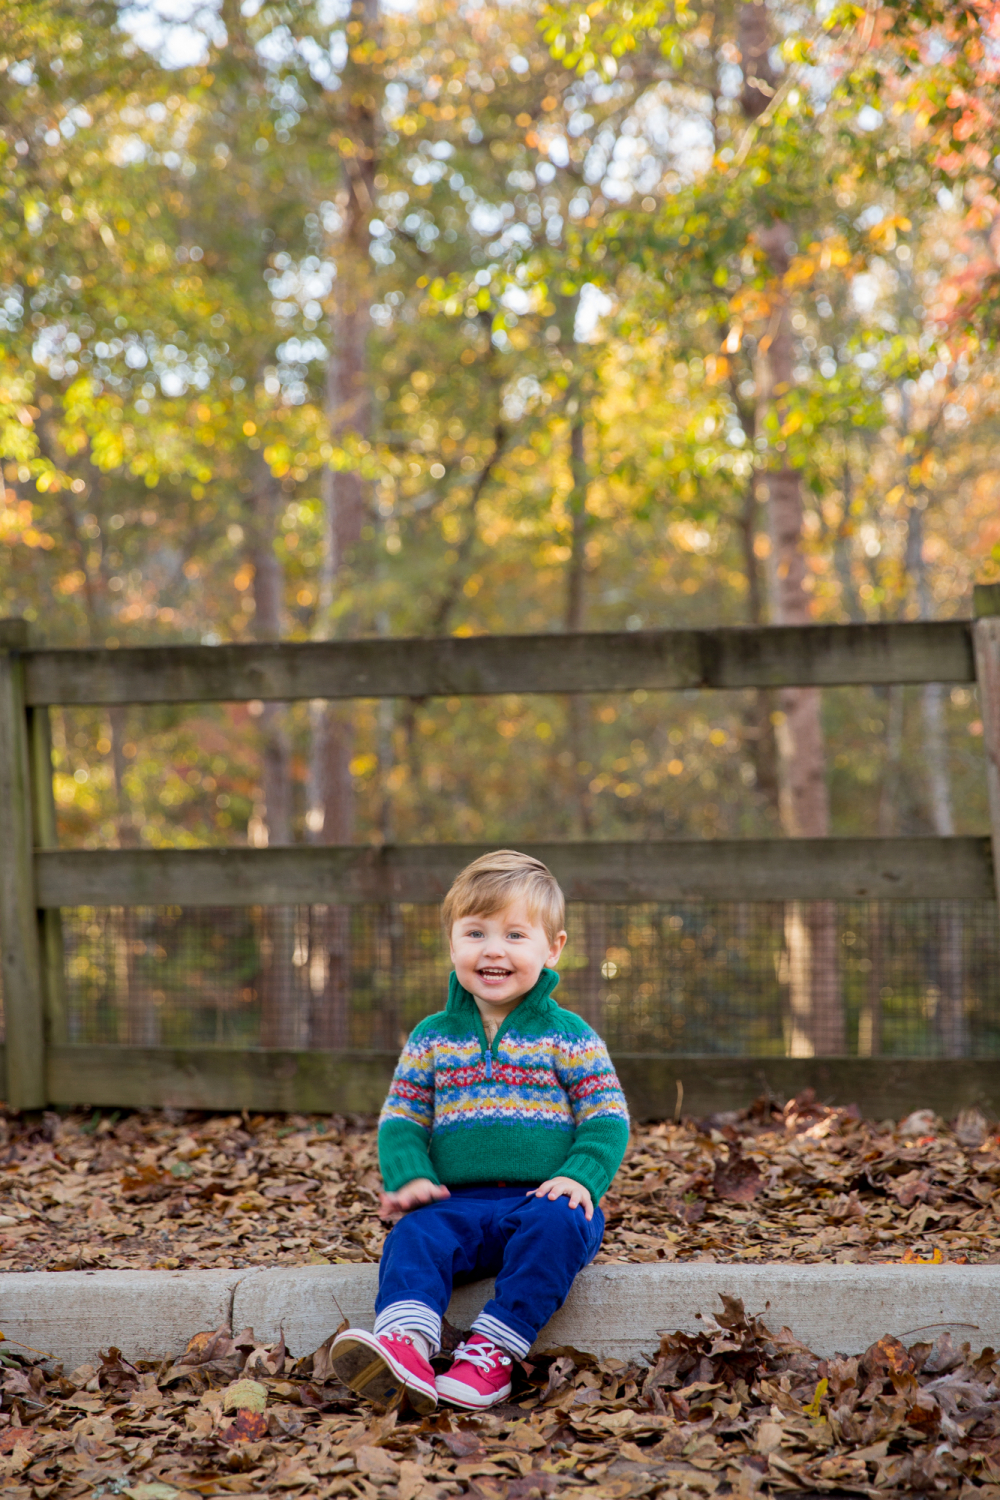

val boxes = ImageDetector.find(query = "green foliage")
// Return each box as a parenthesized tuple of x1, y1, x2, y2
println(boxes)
(0, 0, 996, 859)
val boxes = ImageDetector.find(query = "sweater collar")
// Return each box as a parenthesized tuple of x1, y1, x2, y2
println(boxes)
(446, 965, 560, 1020)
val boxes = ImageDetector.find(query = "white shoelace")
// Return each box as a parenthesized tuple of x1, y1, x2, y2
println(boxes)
(453, 1339, 511, 1373)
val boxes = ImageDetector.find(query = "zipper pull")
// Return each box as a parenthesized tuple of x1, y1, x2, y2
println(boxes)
(485, 1051, 492, 1080)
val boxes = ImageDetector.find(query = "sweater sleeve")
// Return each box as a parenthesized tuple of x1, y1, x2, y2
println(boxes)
(377, 1022, 441, 1191)
(552, 1023, 630, 1203)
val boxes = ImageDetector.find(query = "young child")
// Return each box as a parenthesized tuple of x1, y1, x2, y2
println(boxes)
(330, 849, 630, 1412)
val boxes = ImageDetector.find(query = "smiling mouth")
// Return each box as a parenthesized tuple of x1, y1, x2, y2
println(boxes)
(478, 967, 513, 979)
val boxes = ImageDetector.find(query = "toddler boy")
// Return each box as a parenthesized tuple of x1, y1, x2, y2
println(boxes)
(330, 849, 630, 1411)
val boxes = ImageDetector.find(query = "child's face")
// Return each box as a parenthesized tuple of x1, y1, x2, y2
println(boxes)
(449, 900, 567, 1009)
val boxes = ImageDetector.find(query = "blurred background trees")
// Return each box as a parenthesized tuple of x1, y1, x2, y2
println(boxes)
(1, 0, 998, 1054)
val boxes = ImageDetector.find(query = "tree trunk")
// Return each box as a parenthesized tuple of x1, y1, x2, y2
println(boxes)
(905, 501, 967, 1056)
(306, 0, 378, 849)
(305, 0, 380, 1048)
(739, 0, 776, 120)
(249, 459, 291, 840)
(248, 460, 297, 1047)
(308, 712, 355, 1049)
(737, 471, 780, 821)
(858, 906, 883, 1057)
(923, 684, 955, 836)
(868, 681, 905, 1058)
(878, 686, 904, 837)
(834, 458, 864, 623)
(755, 216, 841, 1054)
(577, 907, 608, 1032)
(565, 418, 588, 635)
(375, 901, 404, 1050)
(107, 706, 154, 1045)
(107, 706, 138, 849)
(564, 413, 595, 840)
(739, 5, 842, 1050)
(374, 645, 401, 1048)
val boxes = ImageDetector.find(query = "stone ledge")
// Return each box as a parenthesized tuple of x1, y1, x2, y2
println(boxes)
(2, 1263, 998, 1373)
(0, 1268, 241, 1373)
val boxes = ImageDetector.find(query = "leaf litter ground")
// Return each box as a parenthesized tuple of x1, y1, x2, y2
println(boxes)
(4, 1092, 1000, 1498)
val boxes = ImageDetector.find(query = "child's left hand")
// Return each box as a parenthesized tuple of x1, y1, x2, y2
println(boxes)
(528, 1176, 594, 1220)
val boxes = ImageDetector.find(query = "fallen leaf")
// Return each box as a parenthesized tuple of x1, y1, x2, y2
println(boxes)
(218, 1408, 269, 1443)
(713, 1143, 763, 1204)
(861, 1334, 915, 1380)
(244, 1331, 286, 1377)
(0, 1427, 38, 1454)
(355, 1443, 401, 1481)
(222, 1378, 268, 1413)
(97, 1345, 141, 1391)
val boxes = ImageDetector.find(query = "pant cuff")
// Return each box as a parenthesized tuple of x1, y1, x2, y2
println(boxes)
(471, 1311, 532, 1360)
(373, 1300, 442, 1353)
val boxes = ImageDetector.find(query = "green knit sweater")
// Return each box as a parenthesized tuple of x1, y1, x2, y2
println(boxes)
(377, 969, 630, 1204)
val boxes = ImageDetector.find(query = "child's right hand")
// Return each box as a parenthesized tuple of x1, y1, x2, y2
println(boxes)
(378, 1178, 451, 1221)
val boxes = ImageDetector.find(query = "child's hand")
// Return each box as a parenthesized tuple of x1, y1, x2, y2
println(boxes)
(378, 1178, 451, 1221)
(528, 1176, 595, 1220)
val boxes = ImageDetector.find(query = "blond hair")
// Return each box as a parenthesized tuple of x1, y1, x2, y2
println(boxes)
(442, 850, 566, 943)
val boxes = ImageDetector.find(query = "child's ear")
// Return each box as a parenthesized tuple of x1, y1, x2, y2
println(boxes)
(548, 930, 568, 966)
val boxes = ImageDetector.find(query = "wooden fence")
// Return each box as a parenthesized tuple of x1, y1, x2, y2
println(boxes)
(2, 584, 1000, 1120)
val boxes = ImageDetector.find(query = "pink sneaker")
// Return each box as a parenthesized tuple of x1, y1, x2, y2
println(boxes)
(328, 1327, 437, 1413)
(435, 1335, 514, 1409)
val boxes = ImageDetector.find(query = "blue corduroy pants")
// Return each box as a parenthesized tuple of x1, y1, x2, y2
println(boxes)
(372, 1184, 605, 1359)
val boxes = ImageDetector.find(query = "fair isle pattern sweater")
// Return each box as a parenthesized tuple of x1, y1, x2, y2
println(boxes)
(378, 968, 630, 1204)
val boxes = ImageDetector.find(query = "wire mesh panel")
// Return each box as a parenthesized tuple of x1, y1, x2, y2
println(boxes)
(52, 899, 1000, 1058)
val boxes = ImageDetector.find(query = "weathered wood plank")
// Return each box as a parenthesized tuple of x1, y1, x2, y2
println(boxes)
(22, 620, 975, 706)
(34, 836, 995, 908)
(0, 639, 46, 1109)
(45, 1045, 398, 1114)
(616, 1056, 1000, 1121)
(38, 1045, 1000, 1120)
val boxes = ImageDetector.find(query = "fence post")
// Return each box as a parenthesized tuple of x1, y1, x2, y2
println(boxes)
(973, 583, 1000, 909)
(0, 620, 46, 1109)
(27, 703, 67, 1046)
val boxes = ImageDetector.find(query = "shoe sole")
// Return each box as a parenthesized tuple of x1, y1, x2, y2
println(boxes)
(329, 1334, 437, 1414)
(435, 1373, 512, 1409)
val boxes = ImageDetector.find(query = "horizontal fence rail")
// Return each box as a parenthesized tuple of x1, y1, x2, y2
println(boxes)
(5, 1045, 998, 1120)
(20, 619, 976, 705)
(35, 836, 996, 907)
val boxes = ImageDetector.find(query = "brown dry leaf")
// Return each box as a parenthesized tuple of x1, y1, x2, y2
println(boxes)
(713, 1142, 763, 1204)
(355, 1443, 401, 1480)
(243, 1331, 286, 1377)
(861, 1334, 916, 1380)
(0, 1426, 38, 1454)
(217, 1408, 269, 1443)
(174, 1324, 237, 1367)
(96, 1345, 141, 1391)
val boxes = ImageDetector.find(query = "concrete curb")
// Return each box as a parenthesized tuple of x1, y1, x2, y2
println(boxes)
(0, 1268, 241, 1372)
(2, 1264, 999, 1373)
